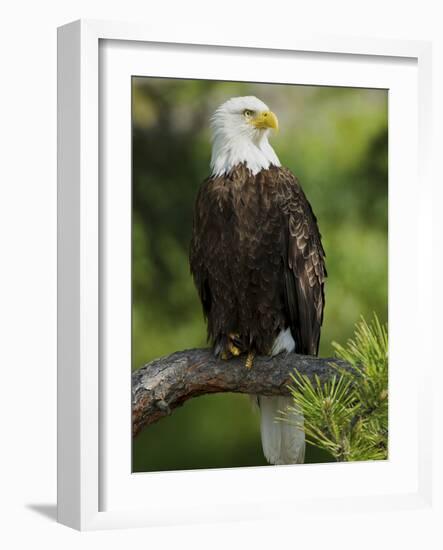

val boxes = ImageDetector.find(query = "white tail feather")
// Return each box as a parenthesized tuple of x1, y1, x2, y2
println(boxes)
(257, 327, 305, 465)
(259, 396, 305, 465)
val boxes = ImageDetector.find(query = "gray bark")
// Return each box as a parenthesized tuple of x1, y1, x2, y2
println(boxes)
(132, 348, 351, 437)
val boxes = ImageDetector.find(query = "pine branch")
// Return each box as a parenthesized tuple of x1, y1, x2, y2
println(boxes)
(281, 315, 388, 462)
(132, 349, 351, 437)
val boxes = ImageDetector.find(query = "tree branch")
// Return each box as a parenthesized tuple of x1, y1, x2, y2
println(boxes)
(132, 348, 351, 437)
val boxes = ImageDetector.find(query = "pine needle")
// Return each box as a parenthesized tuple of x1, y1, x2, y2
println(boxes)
(280, 314, 388, 462)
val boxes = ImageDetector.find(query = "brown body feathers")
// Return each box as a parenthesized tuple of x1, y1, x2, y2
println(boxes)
(190, 164, 326, 357)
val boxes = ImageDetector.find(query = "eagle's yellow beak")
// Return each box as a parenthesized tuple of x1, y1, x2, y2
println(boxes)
(252, 110, 279, 131)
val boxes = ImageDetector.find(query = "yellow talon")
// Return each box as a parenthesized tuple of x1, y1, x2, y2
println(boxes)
(228, 342, 241, 356)
(220, 351, 229, 360)
(228, 333, 241, 356)
(245, 351, 255, 369)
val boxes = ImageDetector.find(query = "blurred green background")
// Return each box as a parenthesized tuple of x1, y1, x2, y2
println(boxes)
(131, 78, 388, 472)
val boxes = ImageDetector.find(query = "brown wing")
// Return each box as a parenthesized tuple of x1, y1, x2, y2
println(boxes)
(189, 177, 213, 320)
(278, 168, 327, 356)
(189, 170, 234, 328)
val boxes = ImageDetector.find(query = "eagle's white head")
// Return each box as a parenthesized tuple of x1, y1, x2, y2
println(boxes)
(210, 96, 281, 176)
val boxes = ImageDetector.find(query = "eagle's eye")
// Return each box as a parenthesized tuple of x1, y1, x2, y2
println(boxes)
(243, 109, 254, 118)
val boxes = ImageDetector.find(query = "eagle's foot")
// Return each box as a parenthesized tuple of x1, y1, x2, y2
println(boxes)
(245, 350, 255, 369)
(228, 333, 242, 357)
(228, 343, 241, 356)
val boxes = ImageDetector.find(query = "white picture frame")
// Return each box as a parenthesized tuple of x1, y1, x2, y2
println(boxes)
(57, 19, 434, 531)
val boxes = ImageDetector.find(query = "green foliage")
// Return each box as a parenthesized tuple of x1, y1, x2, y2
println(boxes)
(283, 315, 388, 462)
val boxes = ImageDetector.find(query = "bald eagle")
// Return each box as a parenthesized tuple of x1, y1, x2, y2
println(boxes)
(190, 96, 326, 465)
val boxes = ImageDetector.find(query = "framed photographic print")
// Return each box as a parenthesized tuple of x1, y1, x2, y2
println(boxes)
(57, 19, 433, 531)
